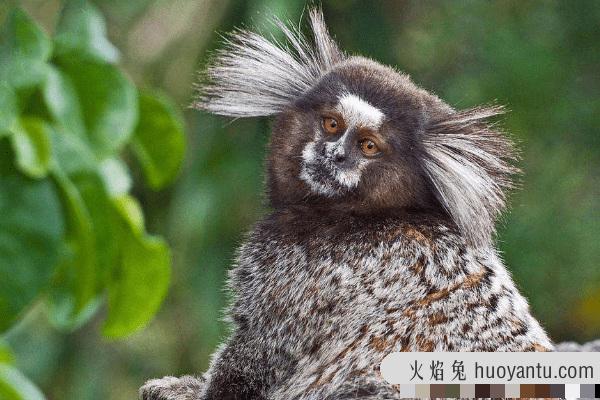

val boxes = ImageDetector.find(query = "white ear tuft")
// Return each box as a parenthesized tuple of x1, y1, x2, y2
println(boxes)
(422, 106, 520, 247)
(308, 8, 344, 69)
(193, 8, 344, 117)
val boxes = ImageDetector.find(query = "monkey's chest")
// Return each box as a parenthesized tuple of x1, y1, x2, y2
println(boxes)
(249, 243, 423, 349)
(245, 244, 434, 398)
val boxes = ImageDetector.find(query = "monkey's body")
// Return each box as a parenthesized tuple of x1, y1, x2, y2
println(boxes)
(140, 9, 558, 400)
(142, 208, 552, 400)
(205, 208, 552, 399)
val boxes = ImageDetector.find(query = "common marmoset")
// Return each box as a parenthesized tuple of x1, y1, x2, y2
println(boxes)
(141, 9, 561, 400)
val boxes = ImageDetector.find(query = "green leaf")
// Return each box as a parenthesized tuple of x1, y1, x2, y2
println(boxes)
(0, 167, 64, 332)
(0, 364, 46, 400)
(112, 195, 145, 235)
(48, 128, 96, 176)
(9, 118, 52, 178)
(46, 128, 109, 328)
(103, 229, 170, 338)
(46, 170, 97, 330)
(42, 66, 85, 137)
(131, 91, 185, 189)
(99, 158, 131, 197)
(0, 341, 14, 365)
(54, 0, 119, 64)
(0, 82, 17, 133)
(47, 168, 120, 330)
(0, 8, 51, 89)
(71, 174, 121, 284)
(46, 134, 121, 330)
(58, 60, 138, 158)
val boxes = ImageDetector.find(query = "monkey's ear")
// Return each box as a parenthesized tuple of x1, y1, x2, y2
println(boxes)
(193, 8, 344, 118)
(421, 106, 520, 247)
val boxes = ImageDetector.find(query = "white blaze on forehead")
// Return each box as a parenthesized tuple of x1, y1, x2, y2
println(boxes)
(337, 93, 384, 128)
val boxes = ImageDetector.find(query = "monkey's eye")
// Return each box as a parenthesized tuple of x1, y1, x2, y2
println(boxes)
(322, 117, 340, 135)
(359, 139, 380, 156)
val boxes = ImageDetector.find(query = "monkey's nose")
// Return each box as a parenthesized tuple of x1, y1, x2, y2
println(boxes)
(334, 153, 346, 163)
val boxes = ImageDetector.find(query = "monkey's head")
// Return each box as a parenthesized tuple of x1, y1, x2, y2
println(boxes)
(194, 9, 518, 247)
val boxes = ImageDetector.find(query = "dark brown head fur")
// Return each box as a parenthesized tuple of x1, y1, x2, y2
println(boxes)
(267, 57, 449, 217)
(194, 9, 518, 246)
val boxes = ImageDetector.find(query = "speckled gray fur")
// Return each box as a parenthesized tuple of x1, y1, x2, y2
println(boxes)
(141, 211, 555, 400)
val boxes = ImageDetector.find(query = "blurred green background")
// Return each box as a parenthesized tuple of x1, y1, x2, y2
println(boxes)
(2, 0, 599, 399)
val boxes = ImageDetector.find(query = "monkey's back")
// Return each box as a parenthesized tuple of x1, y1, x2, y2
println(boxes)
(228, 207, 552, 399)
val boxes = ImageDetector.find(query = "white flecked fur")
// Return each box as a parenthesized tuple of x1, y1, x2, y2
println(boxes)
(193, 9, 344, 117)
(337, 93, 384, 129)
(300, 129, 370, 196)
(422, 106, 518, 247)
(228, 219, 554, 399)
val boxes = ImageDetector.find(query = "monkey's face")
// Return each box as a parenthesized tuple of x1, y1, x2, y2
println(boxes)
(299, 92, 386, 197)
(268, 58, 441, 212)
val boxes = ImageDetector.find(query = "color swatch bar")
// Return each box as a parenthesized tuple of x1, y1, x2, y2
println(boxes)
(395, 383, 600, 398)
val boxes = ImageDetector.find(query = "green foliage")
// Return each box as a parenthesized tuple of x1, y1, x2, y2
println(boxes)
(103, 230, 170, 338)
(56, 60, 138, 158)
(0, 83, 17, 133)
(53, 0, 119, 64)
(1, 339, 38, 400)
(0, 8, 51, 90)
(9, 118, 52, 178)
(0, 2, 185, 397)
(131, 92, 185, 190)
(0, 167, 63, 332)
(0, 341, 14, 365)
(0, 364, 45, 400)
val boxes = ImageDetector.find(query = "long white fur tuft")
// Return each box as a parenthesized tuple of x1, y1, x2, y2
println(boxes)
(422, 106, 519, 247)
(193, 8, 344, 117)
